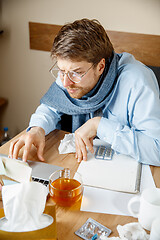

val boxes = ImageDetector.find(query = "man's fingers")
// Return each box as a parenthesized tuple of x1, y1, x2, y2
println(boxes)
(90, 137, 94, 152)
(75, 136, 88, 162)
(9, 139, 19, 158)
(75, 136, 82, 162)
(12, 140, 25, 159)
(37, 142, 45, 161)
(8, 127, 46, 162)
(22, 140, 33, 162)
(83, 137, 94, 154)
(75, 145, 82, 162)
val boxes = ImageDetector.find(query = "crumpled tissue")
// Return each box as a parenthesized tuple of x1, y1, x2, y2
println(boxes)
(58, 133, 76, 154)
(102, 222, 149, 240)
(0, 181, 53, 232)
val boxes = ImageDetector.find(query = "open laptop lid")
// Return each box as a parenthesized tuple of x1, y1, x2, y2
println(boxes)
(27, 160, 63, 181)
(0, 153, 63, 185)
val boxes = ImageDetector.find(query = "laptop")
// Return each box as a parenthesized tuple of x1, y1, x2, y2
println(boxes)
(0, 153, 63, 187)
(28, 160, 63, 186)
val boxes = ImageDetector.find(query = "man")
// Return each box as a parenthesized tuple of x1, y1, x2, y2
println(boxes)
(9, 19, 160, 165)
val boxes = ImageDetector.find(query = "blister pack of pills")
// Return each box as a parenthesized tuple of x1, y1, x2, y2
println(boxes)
(75, 218, 112, 240)
(95, 145, 114, 160)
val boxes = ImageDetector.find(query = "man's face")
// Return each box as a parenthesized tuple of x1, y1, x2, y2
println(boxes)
(57, 58, 105, 99)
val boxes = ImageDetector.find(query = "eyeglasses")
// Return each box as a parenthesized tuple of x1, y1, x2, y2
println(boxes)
(49, 62, 94, 83)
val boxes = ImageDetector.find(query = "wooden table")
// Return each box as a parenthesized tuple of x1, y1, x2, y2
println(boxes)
(0, 129, 160, 239)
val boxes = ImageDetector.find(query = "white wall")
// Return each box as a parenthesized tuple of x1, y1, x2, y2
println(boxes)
(0, 0, 160, 137)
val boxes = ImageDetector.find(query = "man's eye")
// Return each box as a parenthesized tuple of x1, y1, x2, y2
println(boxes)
(75, 71, 82, 75)
(59, 70, 65, 75)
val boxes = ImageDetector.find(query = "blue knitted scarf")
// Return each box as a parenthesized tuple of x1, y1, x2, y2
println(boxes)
(41, 52, 119, 132)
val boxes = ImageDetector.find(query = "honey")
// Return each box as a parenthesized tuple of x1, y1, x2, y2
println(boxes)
(49, 178, 83, 207)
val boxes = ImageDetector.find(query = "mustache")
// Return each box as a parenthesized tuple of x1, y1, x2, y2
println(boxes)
(67, 87, 80, 90)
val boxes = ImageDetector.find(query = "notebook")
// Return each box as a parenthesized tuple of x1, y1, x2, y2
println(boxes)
(76, 140, 142, 194)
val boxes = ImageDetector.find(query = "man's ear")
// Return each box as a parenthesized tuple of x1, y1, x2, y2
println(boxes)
(97, 58, 105, 75)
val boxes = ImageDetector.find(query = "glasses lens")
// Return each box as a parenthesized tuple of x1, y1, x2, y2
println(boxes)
(68, 71, 81, 83)
(50, 63, 81, 83)
(50, 67, 59, 79)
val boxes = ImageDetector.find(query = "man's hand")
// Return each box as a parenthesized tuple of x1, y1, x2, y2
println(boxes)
(9, 127, 45, 162)
(75, 117, 101, 162)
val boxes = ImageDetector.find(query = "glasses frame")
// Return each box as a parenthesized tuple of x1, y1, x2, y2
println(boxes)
(49, 62, 95, 83)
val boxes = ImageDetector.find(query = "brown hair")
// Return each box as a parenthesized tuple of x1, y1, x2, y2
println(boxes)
(51, 18, 114, 65)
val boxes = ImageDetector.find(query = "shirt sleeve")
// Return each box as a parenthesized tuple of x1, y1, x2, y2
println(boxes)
(28, 103, 62, 135)
(97, 76, 160, 166)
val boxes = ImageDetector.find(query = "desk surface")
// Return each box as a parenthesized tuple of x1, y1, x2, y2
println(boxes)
(0, 129, 160, 239)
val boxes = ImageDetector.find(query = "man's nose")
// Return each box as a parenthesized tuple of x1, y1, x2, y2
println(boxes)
(63, 73, 73, 87)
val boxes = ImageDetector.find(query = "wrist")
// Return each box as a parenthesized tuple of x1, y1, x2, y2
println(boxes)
(29, 126, 45, 135)
(89, 117, 101, 133)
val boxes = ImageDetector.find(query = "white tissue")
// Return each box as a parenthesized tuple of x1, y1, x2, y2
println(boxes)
(117, 222, 149, 240)
(0, 182, 53, 232)
(101, 237, 120, 240)
(58, 133, 76, 154)
(103, 222, 149, 240)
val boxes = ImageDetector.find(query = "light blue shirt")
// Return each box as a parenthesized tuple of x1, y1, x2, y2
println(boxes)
(29, 53, 160, 166)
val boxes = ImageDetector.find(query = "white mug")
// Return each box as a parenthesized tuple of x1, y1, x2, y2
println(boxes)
(150, 217, 160, 240)
(128, 187, 160, 231)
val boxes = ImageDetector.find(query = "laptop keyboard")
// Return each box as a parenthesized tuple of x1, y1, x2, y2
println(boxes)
(32, 177, 49, 187)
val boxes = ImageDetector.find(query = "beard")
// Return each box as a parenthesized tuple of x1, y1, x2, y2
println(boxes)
(66, 86, 92, 99)
(66, 71, 99, 99)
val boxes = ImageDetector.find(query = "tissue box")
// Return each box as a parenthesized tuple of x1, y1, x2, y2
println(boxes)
(0, 205, 57, 240)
